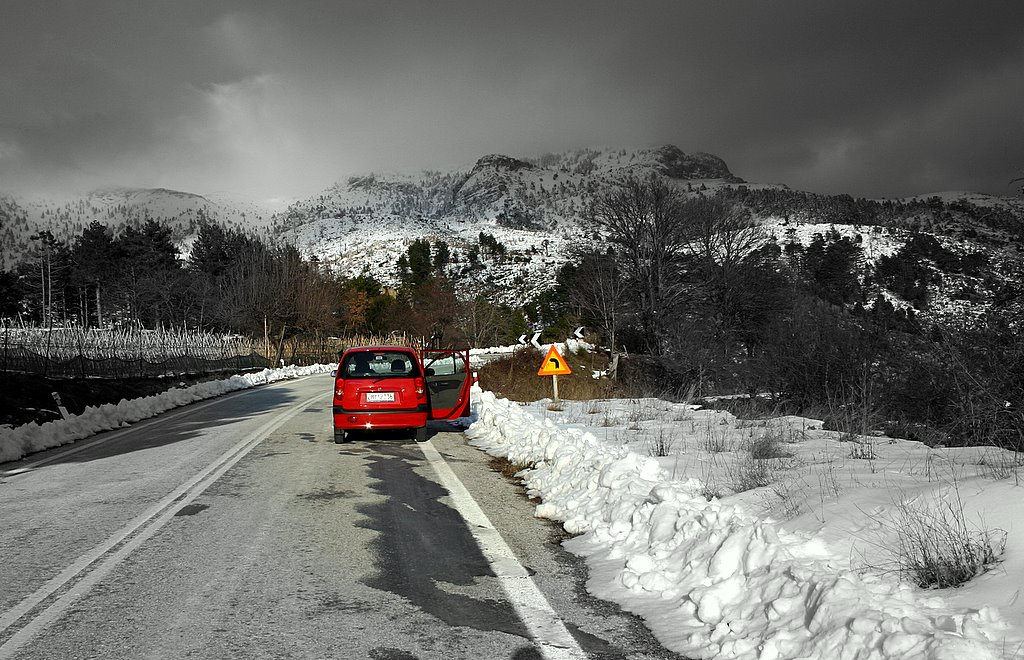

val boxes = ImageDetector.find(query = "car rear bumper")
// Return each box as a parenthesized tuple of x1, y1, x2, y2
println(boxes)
(332, 407, 428, 430)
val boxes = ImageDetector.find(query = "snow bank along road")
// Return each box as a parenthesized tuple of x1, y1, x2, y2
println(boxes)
(468, 392, 1010, 660)
(0, 373, 678, 659)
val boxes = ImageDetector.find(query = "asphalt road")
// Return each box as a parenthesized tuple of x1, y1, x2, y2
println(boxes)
(0, 374, 682, 659)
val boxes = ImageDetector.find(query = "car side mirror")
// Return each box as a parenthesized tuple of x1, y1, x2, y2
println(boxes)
(330, 369, 337, 378)
(425, 367, 435, 377)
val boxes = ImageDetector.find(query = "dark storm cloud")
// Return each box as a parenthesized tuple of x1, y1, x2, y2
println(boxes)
(1, 0, 1022, 199)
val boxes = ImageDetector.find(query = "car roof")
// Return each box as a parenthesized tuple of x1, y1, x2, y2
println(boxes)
(342, 346, 416, 354)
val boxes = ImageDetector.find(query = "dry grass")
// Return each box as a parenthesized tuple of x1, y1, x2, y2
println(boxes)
(727, 456, 780, 492)
(977, 449, 1024, 484)
(488, 456, 533, 480)
(699, 422, 732, 453)
(769, 480, 805, 519)
(646, 427, 679, 457)
(848, 440, 878, 460)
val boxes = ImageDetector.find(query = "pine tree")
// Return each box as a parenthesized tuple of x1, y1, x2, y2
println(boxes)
(70, 221, 114, 326)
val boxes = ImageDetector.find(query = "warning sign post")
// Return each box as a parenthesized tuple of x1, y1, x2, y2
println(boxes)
(537, 345, 572, 402)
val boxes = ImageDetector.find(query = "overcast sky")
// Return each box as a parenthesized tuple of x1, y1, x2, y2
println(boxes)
(2, 1, 1022, 202)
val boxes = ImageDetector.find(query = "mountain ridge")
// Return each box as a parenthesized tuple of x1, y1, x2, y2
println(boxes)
(2, 145, 1022, 330)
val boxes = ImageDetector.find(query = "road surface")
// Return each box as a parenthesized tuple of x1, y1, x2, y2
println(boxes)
(0, 374, 682, 659)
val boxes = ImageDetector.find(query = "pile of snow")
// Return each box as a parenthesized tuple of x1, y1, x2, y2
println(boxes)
(466, 390, 1011, 659)
(0, 364, 333, 463)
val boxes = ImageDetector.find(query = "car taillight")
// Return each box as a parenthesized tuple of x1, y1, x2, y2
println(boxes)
(414, 377, 426, 400)
(334, 380, 345, 398)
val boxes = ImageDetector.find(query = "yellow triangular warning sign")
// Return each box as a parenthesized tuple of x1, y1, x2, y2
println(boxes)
(537, 345, 572, 376)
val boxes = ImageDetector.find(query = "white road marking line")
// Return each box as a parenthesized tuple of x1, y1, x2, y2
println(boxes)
(418, 439, 588, 660)
(0, 390, 328, 659)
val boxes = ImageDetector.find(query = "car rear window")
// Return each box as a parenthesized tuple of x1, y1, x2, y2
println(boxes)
(341, 350, 421, 378)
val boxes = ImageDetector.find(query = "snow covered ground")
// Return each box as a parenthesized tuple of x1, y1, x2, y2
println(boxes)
(4, 356, 1023, 658)
(466, 389, 1022, 659)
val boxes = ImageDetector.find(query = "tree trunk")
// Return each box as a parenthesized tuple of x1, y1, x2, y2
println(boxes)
(274, 324, 287, 367)
(608, 351, 619, 381)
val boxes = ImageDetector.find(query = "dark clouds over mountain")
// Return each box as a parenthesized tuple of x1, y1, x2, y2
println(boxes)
(1, 0, 1022, 200)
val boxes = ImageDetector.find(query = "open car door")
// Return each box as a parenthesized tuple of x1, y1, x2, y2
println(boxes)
(420, 349, 472, 420)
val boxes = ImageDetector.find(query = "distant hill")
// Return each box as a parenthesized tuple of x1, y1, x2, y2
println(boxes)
(0, 187, 275, 270)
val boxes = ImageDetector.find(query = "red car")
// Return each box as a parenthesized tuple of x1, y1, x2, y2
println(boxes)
(332, 346, 472, 443)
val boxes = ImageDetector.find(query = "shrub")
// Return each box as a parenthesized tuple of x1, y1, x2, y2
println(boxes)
(889, 491, 1006, 589)
(745, 430, 793, 459)
(696, 395, 786, 421)
(700, 482, 724, 501)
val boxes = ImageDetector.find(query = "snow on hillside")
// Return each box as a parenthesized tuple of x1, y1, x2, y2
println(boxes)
(266, 147, 1023, 322)
(762, 218, 906, 261)
(279, 210, 578, 299)
(903, 191, 1024, 214)
(757, 214, 1024, 328)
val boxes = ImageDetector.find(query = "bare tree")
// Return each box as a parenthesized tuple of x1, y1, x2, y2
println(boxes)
(459, 294, 508, 348)
(677, 194, 763, 273)
(589, 179, 770, 352)
(674, 195, 778, 354)
(588, 177, 691, 353)
(567, 247, 630, 377)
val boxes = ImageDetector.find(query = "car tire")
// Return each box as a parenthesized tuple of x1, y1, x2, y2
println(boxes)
(414, 426, 428, 443)
(334, 428, 349, 444)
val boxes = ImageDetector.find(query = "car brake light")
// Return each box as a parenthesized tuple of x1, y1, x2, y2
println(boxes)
(414, 377, 426, 400)
(334, 380, 345, 398)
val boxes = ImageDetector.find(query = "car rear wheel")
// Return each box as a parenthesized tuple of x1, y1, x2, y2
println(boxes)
(415, 426, 428, 443)
(334, 428, 349, 444)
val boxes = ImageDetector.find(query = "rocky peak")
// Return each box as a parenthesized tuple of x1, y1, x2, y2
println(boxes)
(645, 145, 743, 182)
(471, 154, 535, 173)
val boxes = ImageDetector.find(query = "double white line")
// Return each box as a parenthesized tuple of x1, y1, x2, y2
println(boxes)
(0, 390, 326, 659)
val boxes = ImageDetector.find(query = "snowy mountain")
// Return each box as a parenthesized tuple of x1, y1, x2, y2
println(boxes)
(2, 145, 1022, 328)
(270, 145, 748, 300)
(0, 186, 277, 270)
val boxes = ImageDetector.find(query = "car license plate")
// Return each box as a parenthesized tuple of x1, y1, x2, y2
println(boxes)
(366, 392, 395, 403)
